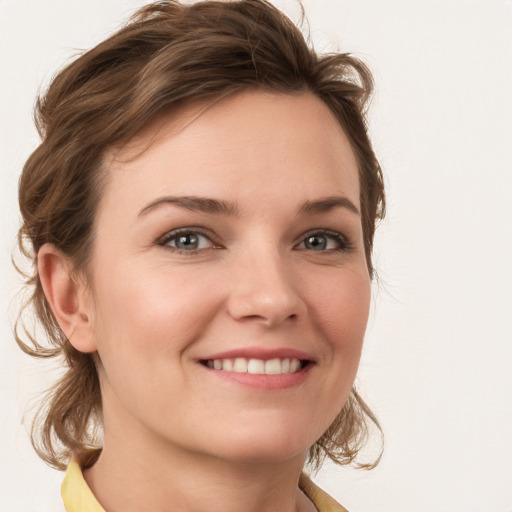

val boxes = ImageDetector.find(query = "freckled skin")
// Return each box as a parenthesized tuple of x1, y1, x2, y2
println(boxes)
(81, 91, 371, 511)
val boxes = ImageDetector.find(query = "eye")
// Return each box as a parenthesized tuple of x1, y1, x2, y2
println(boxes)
(296, 230, 351, 252)
(158, 228, 217, 252)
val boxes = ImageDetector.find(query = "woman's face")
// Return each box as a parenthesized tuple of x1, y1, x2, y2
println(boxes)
(83, 90, 371, 464)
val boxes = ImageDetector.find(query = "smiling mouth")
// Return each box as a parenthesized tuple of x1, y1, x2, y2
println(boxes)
(200, 357, 311, 375)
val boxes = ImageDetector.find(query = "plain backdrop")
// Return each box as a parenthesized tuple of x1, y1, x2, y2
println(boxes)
(1, 1, 511, 511)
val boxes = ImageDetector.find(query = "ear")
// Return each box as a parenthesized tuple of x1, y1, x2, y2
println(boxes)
(37, 243, 97, 353)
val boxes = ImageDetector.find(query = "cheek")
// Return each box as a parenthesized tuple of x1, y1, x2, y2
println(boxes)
(299, 267, 371, 438)
(88, 262, 227, 423)
(90, 262, 223, 365)
(308, 267, 371, 365)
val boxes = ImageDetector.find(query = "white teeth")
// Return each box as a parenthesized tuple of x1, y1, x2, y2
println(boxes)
(233, 358, 248, 373)
(265, 358, 282, 375)
(289, 359, 301, 372)
(247, 359, 265, 374)
(205, 357, 304, 375)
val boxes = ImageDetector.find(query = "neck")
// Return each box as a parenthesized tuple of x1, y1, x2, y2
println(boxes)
(83, 414, 316, 512)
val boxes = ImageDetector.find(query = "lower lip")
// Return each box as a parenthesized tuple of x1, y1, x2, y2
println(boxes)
(199, 363, 312, 390)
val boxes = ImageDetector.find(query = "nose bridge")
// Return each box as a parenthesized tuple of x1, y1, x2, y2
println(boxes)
(226, 238, 303, 326)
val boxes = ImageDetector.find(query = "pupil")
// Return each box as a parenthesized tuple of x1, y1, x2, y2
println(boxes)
(306, 235, 326, 250)
(177, 234, 198, 249)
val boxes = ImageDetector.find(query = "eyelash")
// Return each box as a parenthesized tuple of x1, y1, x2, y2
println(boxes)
(157, 228, 352, 254)
(157, 227, 218, 254)
(298, 229, 353, 253)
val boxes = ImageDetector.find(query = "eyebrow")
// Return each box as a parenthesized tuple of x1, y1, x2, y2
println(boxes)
(138, 194, 360, 218)
(298, 196, 360, 216)
(138, 196, 240, 217)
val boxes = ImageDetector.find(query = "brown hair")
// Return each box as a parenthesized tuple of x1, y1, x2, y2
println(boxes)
(16, 0, 385, 471)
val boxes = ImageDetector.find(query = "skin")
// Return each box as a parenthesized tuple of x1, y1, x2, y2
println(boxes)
(38, 90, 371, 512)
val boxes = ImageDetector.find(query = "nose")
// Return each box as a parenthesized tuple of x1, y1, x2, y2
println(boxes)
(226, 246, 305, 328)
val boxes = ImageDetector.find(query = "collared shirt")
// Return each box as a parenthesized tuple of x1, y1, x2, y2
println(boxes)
(61, 458, 349, 512)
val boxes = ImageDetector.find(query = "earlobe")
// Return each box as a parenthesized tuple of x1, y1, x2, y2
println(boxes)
(37, 243, 97, 353)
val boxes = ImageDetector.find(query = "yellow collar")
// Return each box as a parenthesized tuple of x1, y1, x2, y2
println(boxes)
(299, 473, 349, 512)
(61, 458, 105, 512)
(61, 458, 349, 512)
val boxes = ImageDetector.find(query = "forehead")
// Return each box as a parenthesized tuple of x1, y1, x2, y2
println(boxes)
(100, 90, 360, 217)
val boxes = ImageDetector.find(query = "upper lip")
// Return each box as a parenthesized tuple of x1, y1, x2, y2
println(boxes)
(199, 347, 316, 362)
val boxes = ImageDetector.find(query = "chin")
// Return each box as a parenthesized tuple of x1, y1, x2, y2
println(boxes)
(205, 423, 315, 465)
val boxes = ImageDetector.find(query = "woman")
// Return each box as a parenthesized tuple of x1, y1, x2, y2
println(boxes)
(15, 1, 385, 510)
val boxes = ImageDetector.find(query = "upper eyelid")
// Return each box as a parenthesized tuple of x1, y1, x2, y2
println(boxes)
(294, 229, 352, 251)
(157, 227, 217, 246)
(296, 228, 349, 242)
(156, 226, 349, 247)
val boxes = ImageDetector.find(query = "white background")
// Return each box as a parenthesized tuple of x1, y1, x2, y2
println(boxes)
(1, 1, 511, 511)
